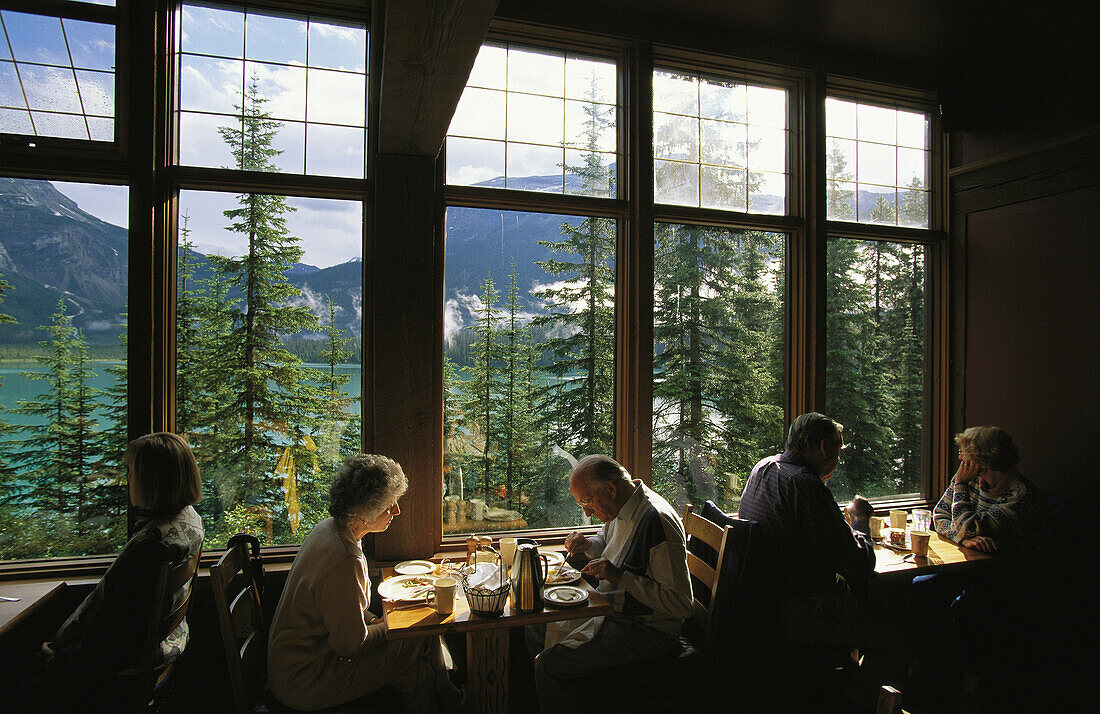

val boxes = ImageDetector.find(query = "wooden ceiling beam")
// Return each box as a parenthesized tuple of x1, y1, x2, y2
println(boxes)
(376, 0, 499, 157)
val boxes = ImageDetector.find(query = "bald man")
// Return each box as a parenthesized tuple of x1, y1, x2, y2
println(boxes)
(528, 455, 692, 712)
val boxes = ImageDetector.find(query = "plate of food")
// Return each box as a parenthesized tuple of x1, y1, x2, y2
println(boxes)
(394, 560, 437, 576)
(545, 564, 582, 585)
(378, 575, 436, 601)
(545, 585, 589, 607)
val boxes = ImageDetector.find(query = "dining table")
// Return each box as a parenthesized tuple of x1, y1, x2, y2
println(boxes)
(381, 554, 613, 714)
(873, 530, 994, 577)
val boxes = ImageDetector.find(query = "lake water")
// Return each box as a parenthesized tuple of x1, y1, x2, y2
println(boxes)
(0, 361, 363, 433)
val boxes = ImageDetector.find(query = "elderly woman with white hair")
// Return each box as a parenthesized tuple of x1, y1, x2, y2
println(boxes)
(268, 454, 461, 713)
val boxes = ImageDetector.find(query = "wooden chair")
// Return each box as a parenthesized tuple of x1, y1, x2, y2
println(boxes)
(126, 544, 203, 712)
(211, 533, 268, 714)
(594, 502, 736, 712)
(211, 533, 390, 714)
(876, 684, 910, 714)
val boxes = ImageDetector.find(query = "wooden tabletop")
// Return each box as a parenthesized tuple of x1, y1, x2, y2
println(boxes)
(0, 580, 67, 638)
(873, 530, 994, 576)
(383, 569, 612, 639)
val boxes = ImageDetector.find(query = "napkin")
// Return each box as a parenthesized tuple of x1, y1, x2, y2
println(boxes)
(466, 562, 504, 590)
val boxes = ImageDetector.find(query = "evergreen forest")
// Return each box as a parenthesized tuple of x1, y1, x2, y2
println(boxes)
(0, 74, 927, 561)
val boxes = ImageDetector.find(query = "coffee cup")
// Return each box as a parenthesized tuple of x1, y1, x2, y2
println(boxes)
(427, 577, 457, 615)
(909, 530, 931, 557)
(889, 509, 908, 530)
(869, 516, 883, 539)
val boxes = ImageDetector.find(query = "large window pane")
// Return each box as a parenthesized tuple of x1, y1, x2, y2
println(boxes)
(652, 224, 786, 516)
(176, 4, 367, 178)
(825, 238, 927, 501)
(825, 98, 930, 228)
(175, 190, 363, 548)
(0, 178, 128, 560)
(654, 69, 788, 214)
(443, 208, 616, 534)
(0, 11, 117, 141)
(446, 43, 618, 197)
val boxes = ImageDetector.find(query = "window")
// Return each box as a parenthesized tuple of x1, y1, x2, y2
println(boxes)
(0, 178, 128, 559)
(444, 39, 621, 535)
(652, 224, 786, 514)
(0, 6, 117, 141)
(825, 98, 930, 227)
(825, 238, 927, 500)
(654, 69, 787, 213)
(176, 3, 368, 177)
(823, 96, 937, 502)
(446, 42, 618, 196)
(171, 3, 367, 549)
(442, 207, 616, 533)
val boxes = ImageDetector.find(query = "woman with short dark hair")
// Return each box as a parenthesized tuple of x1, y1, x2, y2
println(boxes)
(268, 454, 461, 713)
(14, 432, 205, 711)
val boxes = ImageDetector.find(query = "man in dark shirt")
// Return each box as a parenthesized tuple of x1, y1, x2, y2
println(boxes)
(738, 412, 875, 648)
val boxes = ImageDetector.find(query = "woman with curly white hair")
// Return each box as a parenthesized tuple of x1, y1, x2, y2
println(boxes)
(268, 454, 461, 713)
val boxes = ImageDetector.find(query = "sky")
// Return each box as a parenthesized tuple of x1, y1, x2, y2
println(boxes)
(21, 3, 366, 269)
(12, 4, 928, 269)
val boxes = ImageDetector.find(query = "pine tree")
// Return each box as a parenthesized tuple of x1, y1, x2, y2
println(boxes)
(462, 272, 504, 497)
(12, 298, 98, 514)
(499, 261, 543, 509)
(203, 76, 326, 521)
(0, 272, 17, 478)
(825, 238, 896, 497)
(315, 297, 360, 471)
(175, 213, 203, 436)
(95, 321, 129, 519)
(535, 74, 616, 457)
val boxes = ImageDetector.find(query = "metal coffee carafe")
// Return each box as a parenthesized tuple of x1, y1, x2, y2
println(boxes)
(510, 543, 549, 611)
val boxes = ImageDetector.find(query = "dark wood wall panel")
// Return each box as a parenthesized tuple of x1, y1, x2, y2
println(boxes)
(962, 183, 1100, 504)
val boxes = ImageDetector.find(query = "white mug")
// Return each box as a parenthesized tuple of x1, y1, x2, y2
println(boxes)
(427, 577, 456, 615)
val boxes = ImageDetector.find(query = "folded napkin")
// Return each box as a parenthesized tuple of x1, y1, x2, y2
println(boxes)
(466, 562, 504, 590)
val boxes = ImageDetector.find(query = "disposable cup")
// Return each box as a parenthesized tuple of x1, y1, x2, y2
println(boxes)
(889, 509, 908, 530)
(909, 530, 932, 557)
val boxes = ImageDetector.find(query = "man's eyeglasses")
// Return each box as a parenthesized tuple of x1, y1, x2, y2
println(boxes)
(576, 482, 606, 509)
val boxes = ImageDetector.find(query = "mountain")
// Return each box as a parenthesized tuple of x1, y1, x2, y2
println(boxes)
(0, 172, 803, 352)
(0, 178, 128, 346)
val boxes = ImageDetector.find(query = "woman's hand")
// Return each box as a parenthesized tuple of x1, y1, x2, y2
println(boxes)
(954, 459, 983, 484)
(961, 535, 997, 553)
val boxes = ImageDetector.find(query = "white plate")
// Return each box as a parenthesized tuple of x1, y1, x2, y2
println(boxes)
(545, 585, 588, 607)
(378, 574, 436, 601)
(539, 550, 565, 567)
(545, 566, 582, 586)
(394, 560, 436, 576)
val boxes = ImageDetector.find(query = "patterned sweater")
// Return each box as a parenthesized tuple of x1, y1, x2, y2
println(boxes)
(933, 472, 1046, 560)
(52, 505, 204, 671)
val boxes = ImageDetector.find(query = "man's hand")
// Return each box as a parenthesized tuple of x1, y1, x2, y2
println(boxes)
(564, 531, 592, 558)
(954, 459, 983, 484)
(961, 535, 997, 553)
(579, 557, 623, 586)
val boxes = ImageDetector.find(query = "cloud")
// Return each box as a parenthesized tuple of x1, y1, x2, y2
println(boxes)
(444, 297, 466, 346)
(450, 164, 502, 186)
